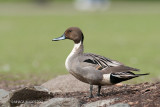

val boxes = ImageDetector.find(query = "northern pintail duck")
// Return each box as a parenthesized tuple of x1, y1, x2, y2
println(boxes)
(52, 27, 149, 98)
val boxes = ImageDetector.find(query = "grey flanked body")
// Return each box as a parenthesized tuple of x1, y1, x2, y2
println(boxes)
(52, 27, 149, 98)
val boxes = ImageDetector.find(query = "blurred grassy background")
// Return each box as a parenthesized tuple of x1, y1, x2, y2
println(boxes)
(0, 0, 160, 84)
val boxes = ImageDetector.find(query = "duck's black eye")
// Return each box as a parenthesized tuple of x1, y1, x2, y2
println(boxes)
(69, 30, 72, 32)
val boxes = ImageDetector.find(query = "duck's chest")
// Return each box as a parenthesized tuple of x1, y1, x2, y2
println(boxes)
(65, 51, 79, 71)
(65, 42, 83, 71)
(65, 53, 73, 71)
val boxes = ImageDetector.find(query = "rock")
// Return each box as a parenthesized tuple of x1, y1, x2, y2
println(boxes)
(109, 103, 130, 107)
(82, 99, 115, 107)
(0, 89, 10, 106)
(33, 86, 51, 93)
(39, 98, 80, 107)
(41, 74, 90, 93)
(19, 103, 40, 107)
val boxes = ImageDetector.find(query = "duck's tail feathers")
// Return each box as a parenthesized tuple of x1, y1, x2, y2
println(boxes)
(135, 73, 150, 76)
(110, 72, 149, 84)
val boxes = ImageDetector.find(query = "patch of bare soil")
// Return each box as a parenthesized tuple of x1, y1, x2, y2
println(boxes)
(9, 82, 160, 107)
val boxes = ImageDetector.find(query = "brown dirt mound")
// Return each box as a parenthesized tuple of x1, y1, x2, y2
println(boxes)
(10, 82, 160, 107)
(10, 87, 54, 106)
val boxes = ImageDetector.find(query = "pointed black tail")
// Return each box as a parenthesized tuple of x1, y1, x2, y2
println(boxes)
(135, 73, 150, 76)
(110, 72, 149, 84)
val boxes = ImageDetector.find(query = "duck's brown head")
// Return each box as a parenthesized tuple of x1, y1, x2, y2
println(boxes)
(53, 27, 84, 44)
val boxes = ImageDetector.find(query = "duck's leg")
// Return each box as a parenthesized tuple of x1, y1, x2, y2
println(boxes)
(97, 85, 102, 96)
(89, 85, 93, 98)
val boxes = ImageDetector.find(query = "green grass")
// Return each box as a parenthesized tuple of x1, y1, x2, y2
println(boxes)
(0, 1, 160, 83)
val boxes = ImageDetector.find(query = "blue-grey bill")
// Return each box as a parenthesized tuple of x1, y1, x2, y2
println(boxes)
(52, 34, 66, 41)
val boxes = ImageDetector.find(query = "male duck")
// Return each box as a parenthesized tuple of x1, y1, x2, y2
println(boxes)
(52, 27, 149, 98)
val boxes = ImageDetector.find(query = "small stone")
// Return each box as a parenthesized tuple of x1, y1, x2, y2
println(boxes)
(128, 101, 139, 105)
(109, 103, 130, 107)
(33, 86, 51, 94)
(82, 99, 115, 107)
(115, 83, 124, 87)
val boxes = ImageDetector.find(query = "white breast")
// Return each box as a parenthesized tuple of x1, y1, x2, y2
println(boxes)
(65, 42, 82, 71)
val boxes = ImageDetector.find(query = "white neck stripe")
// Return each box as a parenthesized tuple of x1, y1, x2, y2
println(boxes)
(65, 41, 82, 71)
